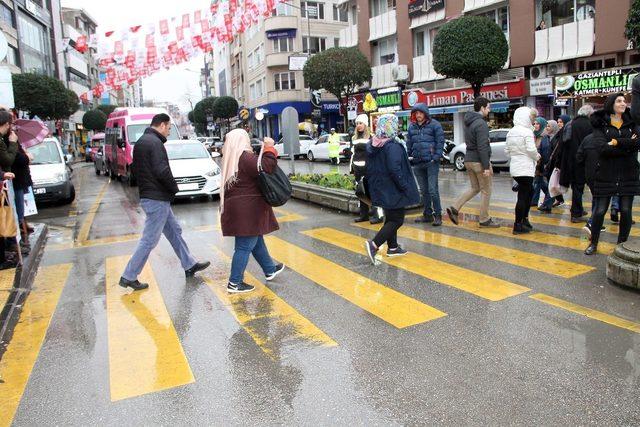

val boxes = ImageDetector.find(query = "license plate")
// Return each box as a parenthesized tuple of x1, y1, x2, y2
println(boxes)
(34, 188, 46, 195)
(178, 183, 199, 191)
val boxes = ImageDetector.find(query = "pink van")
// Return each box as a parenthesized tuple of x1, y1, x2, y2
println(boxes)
(104, 107, 180, 184)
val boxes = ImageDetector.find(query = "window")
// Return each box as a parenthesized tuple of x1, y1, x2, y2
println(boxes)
(1, 46, 17, 66)
(274, 72, 296, 90)
(247, 23, 260, 40)
(536, 0, 595, 29)
(476, 7, 509, 38)
(273, 37, 294, 53)
(333, 5, 348, 22)
(301, 2, 325, 20)
(250, 82, 256, 99)
(18, 15, 45, 52)
(373, 37, 396, 66)
(272, 2, 294, 16)
(303, 37, 327, 54)
(370, 0, 395, 18)
(334, 37, 340, 48)
(414, 31, 425, 57)
(1, 4, 14, 28)
(247, 52, 254, 70)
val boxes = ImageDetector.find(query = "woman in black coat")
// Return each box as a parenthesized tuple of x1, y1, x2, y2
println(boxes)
(585, 93, 640, 255)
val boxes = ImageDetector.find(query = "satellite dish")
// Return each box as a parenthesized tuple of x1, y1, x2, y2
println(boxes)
(0, 31, 8, 63)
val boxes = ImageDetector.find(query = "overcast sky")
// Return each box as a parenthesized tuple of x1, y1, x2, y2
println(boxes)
(62, 0, 207, 112)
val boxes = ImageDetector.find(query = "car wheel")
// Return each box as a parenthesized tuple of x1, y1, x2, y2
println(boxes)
(454, 153, 466, 172)
(307, 151, 315, 162)
(64, 185, 76, 205)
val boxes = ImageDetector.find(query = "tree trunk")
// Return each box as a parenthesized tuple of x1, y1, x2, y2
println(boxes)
(472, 82, 483, 98)
(340, 91, 350, 133)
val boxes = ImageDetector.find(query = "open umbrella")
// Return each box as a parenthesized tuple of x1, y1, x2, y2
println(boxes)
(13, 119, 49, 148)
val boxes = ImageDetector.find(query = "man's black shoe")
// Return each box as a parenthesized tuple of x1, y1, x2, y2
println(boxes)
(354, 216, 369, 223)
(370, 217, 384, 225)
(119, 277, 149, 291)
(415, 214, 434, 224)
(446, 207, 459, 225)
(432, 215, 442, 227)
(185, 261, 211, 277)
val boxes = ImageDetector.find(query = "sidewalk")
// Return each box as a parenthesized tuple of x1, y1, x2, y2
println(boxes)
(0, 224, 48, 346)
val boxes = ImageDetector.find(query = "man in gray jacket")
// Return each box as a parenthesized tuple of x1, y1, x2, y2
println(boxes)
(446, 97, 500, 227)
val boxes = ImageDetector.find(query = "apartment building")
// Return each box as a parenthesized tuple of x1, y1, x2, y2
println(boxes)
(227, 0, 349, 138)
(339, 0, 634, 145)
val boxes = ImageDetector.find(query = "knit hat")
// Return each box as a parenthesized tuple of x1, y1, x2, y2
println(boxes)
(355, 114, 369, 126)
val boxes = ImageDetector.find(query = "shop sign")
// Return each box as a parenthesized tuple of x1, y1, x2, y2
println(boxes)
(555, 66, 640, 98)
(375, 90, 402, 111)
(340, 91, 377, 116)
(321, 102, 340, 113)
(409, 0, 445, 18)
(402, 81, 525, 110)
(529, 78, 554, 96)
(266, 29, 297, 40)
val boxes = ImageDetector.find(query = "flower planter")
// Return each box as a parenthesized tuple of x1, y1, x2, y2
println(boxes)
(290, 181, 360, 213)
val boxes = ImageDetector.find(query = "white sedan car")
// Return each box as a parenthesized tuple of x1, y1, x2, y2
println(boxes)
(448, 129, 511, 172)
(275, 135, 316, 159)
(165, 140, 222, 199)
(307, 133, 351, 161)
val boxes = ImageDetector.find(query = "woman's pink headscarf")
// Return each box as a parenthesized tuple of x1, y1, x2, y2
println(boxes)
(220, 128, 252, 213)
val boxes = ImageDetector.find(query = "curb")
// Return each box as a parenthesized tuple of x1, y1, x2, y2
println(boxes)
(0, 223, 48, 346)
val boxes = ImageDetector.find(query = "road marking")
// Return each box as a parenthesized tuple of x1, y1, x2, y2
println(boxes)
(530, 293, 640, 334)
(77, 182, 109, 244)
(203, 247, 336, 358)
(105, 256, 194, 401)
(0, 268, 15, 312)
(410, 207, 640, 238)
(0, 264, 72, 427)
(303, 228, 529, 301)
(265, 236, 447, 328)
(354, 223, 594, 278)
(273, 207, 306, 223)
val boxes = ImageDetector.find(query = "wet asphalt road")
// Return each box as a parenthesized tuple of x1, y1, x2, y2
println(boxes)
(2, 161, 640, 425)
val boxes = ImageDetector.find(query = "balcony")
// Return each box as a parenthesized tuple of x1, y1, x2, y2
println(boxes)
(266, 52, 290, 68)
(533, 19, 594, 64)
(67, 52, 88, 76)
(68, 81, 90, 96)
(463, 0, 504, 12)
(371, 63, 396, 89)
(369, 10, 396, 42)
(412, 54, 444, 83)
(264, 15, 298, 33)
(339, 25, 358, 48)
(267, 89, 306, 104)
(410, 6, 445, 29)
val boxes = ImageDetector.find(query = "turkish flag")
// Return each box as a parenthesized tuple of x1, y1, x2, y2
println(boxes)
(75, 35, 88, 53)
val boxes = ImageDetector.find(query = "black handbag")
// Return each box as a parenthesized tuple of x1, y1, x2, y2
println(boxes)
(257, 149, 292, 207)
(355, 176, 372, 206)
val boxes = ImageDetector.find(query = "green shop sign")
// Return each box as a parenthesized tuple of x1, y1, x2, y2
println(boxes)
(555, 66, 640, 98)
(374, 91, 401, 109)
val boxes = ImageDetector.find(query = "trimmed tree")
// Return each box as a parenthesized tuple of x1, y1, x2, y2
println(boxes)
(303, 47, 371, 131)
(97, 104, 117, 117)
(193, 96, 218, 135)
(213, 96, 239, 134)
(82, 109, 108, 131)
(626, 0, 640, 49)
(433, 15, 509, 97)
(13, 73, 79, 119)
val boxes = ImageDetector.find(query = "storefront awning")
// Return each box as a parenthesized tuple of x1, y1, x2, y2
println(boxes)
(425, 101, 512, 115)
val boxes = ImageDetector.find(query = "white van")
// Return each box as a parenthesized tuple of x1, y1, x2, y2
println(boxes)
(28, 138, 75, 204)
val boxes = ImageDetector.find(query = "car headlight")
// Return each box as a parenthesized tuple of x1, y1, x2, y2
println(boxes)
(54, 172, 67, 183)
(205, 168, 220, 177)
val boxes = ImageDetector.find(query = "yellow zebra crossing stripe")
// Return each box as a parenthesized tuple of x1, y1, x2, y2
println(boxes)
(0, 264, 72, 427)
(530, 293, 640, 334)
(105, 256, 194, 401)
(354, 223, 594, 278)
(0, 268, 15, 314)
(303, 228, 529, 302)
(204, 246, 337, 358)
(265, 236, 447, 328)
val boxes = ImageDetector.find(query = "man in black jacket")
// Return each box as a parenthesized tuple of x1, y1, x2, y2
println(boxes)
(120, 114, 209, 290)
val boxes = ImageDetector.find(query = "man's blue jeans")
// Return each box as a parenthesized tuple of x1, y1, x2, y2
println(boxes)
(531, 176, 550, 207)
(413, 161, 442, 216)
(230, 235, 277, 284)
(122, 199, 197, 281)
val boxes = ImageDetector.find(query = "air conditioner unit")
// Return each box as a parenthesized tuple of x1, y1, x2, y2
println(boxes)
(547, 62, 568, 75)
(392, 65, 409, 82)
(530, 65, 547, 79)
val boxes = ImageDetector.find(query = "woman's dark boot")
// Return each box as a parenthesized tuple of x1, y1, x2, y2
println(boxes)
(523, 218, 533, 231)
(513, 223, 529, 235)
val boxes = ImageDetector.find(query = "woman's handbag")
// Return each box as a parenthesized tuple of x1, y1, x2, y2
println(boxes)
(257, 148, 292, 207)
(0, 183, 17, 238)
(548, 167, 568, 197)
(355, 176, 372, 206)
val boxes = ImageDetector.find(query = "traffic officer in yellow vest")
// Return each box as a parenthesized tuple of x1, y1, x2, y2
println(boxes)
(328, 128, 341, 165)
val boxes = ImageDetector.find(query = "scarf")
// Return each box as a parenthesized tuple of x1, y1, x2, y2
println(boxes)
(220, 128, 252, 214)
(534, 117, 548, 137)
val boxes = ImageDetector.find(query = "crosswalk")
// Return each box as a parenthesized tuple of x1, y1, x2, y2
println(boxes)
(4, 209, 640, 419)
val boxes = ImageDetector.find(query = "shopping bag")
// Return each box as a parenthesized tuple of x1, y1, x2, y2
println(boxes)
(23, 186, 38, 217)
(0, 182, 18, 238)
(548, 168, 568, 197)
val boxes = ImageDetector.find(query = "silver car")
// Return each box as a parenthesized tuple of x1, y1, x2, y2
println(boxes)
(449, 129, 511, 172)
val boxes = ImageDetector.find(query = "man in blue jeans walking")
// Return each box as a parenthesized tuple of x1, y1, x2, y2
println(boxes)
(120, 114, 210, 290)
(407, 103, 445, 226)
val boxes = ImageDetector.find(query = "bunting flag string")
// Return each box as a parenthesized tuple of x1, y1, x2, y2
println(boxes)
(76, 0, 285, 104)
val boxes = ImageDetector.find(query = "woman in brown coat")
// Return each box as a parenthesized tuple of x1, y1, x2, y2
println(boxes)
(220, 129, 285, 293)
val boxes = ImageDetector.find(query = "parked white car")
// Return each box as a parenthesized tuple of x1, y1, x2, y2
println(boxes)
(28, 138, 75, 205)
(307, 133, 351, 162)
(449, 129, 511, 172)
(165, 140, 222, 199)
(275, 135, 316, 159)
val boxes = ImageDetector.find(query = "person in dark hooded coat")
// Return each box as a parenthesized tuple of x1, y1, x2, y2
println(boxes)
(584, 93, 640, 255)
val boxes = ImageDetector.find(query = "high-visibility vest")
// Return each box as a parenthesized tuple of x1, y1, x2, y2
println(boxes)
(328, 134, 340, 157)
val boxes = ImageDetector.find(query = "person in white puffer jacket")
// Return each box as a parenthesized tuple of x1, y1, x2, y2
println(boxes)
(505, 106, 541, 235)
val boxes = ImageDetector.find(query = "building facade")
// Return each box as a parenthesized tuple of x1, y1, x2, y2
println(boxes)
(338, 0, 634, 145)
